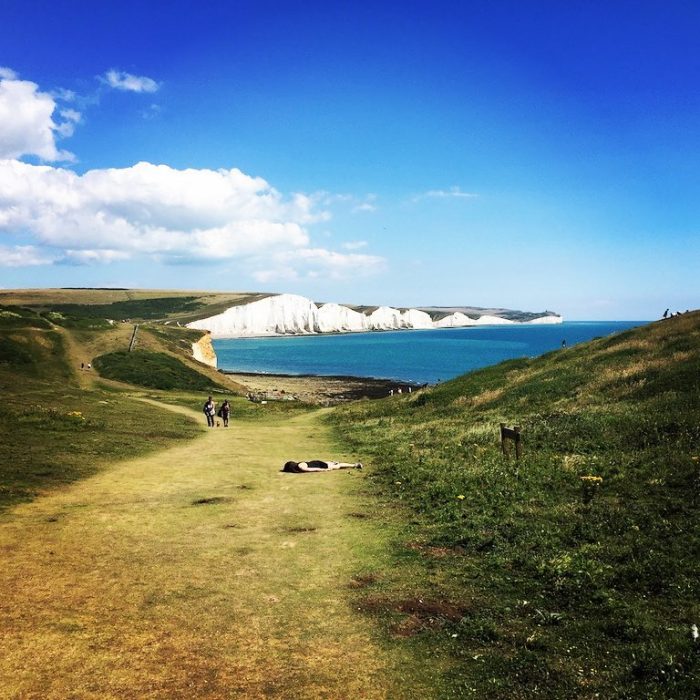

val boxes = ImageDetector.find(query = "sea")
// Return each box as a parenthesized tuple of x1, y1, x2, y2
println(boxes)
(213, 321, 647, 385)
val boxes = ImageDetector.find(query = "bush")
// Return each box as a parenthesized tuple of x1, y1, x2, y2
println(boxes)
(93, 350, 224, 391)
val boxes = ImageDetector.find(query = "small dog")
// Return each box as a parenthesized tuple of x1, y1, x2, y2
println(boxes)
(216, 421, 221, 428)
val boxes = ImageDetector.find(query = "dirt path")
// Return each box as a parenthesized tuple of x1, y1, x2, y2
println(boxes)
(0, 403, 411, 699)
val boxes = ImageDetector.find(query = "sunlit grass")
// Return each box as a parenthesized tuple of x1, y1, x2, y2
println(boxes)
(331, 312, 700, 698)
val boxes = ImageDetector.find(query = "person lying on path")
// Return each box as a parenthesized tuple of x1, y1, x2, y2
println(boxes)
(281, 460, 363, 473)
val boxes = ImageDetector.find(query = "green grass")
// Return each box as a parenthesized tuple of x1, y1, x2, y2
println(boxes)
(330, 312, 700, 698)
(93, 350, 227, 391)
(49, 295, 205, 320)
(0, 331, 201, 511)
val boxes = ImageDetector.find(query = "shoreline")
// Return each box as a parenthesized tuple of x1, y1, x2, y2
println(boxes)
(224, 370, 424, 404)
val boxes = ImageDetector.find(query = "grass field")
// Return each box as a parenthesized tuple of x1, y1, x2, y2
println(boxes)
(331, 312, 700, 698)
(1, 291, 698, 698)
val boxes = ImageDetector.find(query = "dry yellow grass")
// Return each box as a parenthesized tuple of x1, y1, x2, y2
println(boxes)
(0, 289, 251, 307)
(0, 402, 418, 699)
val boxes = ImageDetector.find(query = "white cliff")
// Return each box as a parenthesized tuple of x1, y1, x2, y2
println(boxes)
(186, 293, 562, 338)
(368, 306, 403, 330)
(401, 308, 434, 329)
(527, 315, 563, 324)
(434, 312, 477, 328)
(187, 293, 317, 337)
(317, 303, 368, 332)
(473, 314, 515, 325)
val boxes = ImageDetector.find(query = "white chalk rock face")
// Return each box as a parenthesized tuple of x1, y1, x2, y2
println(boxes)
(186, 293, 563, 337)
(368, 306, 403, 330)
(188, 293, 318, 337)
(317, 303, 368, 332)
(401, 308, 434, 329)
(434, 312, 477, 328)
(527, 315, 563, 324)
(473, 315, 515, 325)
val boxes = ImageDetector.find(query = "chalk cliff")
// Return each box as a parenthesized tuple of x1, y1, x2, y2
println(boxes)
(186, 293, 563, 339)
(191, 333, 218, 368)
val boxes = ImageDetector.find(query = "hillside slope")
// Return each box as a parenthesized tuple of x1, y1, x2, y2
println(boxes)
(331, 312, 700, 698)
(0, 305, 242, 511)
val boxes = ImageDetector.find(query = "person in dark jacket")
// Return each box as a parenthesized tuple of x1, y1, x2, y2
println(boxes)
(219, 399, 231, 427)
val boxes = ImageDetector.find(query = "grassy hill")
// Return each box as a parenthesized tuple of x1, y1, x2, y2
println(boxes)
(330, 311, 700, 698)
(0, 301, 242, 511)
(0, 288, 271, 324)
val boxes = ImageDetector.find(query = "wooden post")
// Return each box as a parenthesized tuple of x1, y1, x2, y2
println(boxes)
(500, 423, 523, 460)
(514, 426, 522, 460)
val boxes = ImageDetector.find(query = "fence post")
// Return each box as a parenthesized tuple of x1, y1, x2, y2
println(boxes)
(514, 426, 522, 460)
(500, 423, 508, 457)
(500, 424, 523, 461)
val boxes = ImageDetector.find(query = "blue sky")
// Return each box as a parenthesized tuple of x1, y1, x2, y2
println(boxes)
(1, 0, 698, 319)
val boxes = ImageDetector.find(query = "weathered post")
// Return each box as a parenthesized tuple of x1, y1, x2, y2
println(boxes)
(500, 424, 523, 461)
(514, 426, 522, 460)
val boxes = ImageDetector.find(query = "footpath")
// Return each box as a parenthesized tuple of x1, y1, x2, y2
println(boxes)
(0, 402, 410, 699)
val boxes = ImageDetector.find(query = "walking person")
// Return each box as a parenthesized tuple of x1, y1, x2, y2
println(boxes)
(203, 396, 216, 428)
(219, 399, 231, 427)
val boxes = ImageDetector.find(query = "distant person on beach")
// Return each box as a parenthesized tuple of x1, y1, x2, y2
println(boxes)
(281, 460, 363, 473)
(218, 399, 231, 427)
(203, 396, 216, 428)
(561, 339, 567, 349)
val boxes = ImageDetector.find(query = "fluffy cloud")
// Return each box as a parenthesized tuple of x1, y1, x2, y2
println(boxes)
(251, 247, 385, 282)
(102, 69, 160, 93)
(0, 159, 384, 278)
(0, 244, 55, 267)
(0, 68, 78, 161)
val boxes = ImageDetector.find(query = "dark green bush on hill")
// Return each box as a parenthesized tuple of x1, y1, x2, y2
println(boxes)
(94, 350, 224, 391)
(0, 337, 34, 365)
(50, 296, 203, 320)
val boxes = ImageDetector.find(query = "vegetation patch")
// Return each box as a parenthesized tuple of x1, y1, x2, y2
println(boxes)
(49, 296, 205, 320)
(191, 496, 232, 505)
(93, 350, 226, 391)
(331, 312, 700, 698)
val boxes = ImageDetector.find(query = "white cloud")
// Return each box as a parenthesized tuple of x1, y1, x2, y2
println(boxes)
(411, 186, 479, 202)
(0, 244, 55, 267)
(0, 70, 79, 161)
(59, 249, 132, 265)
(102, 69, 160, 93)
(341, 240, 368, 250)
(353, 202, 377, 212)
(0, 159, 385, 281)
(251, 247, 385, 283)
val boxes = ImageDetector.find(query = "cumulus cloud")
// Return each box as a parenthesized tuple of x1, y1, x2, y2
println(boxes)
(102, 69, 160, 93)
(411, 186, 478, 202)
(251, 247, 385, 283)
(0, 244, 55, 267)
(0, 159, 384, 279)
(0, 69, 78, 161)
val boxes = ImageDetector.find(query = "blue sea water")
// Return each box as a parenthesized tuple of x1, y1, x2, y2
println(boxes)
(213, 321, 647, 385)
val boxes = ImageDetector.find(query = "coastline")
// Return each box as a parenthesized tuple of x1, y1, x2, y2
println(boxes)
(223, 370, 422, 404)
